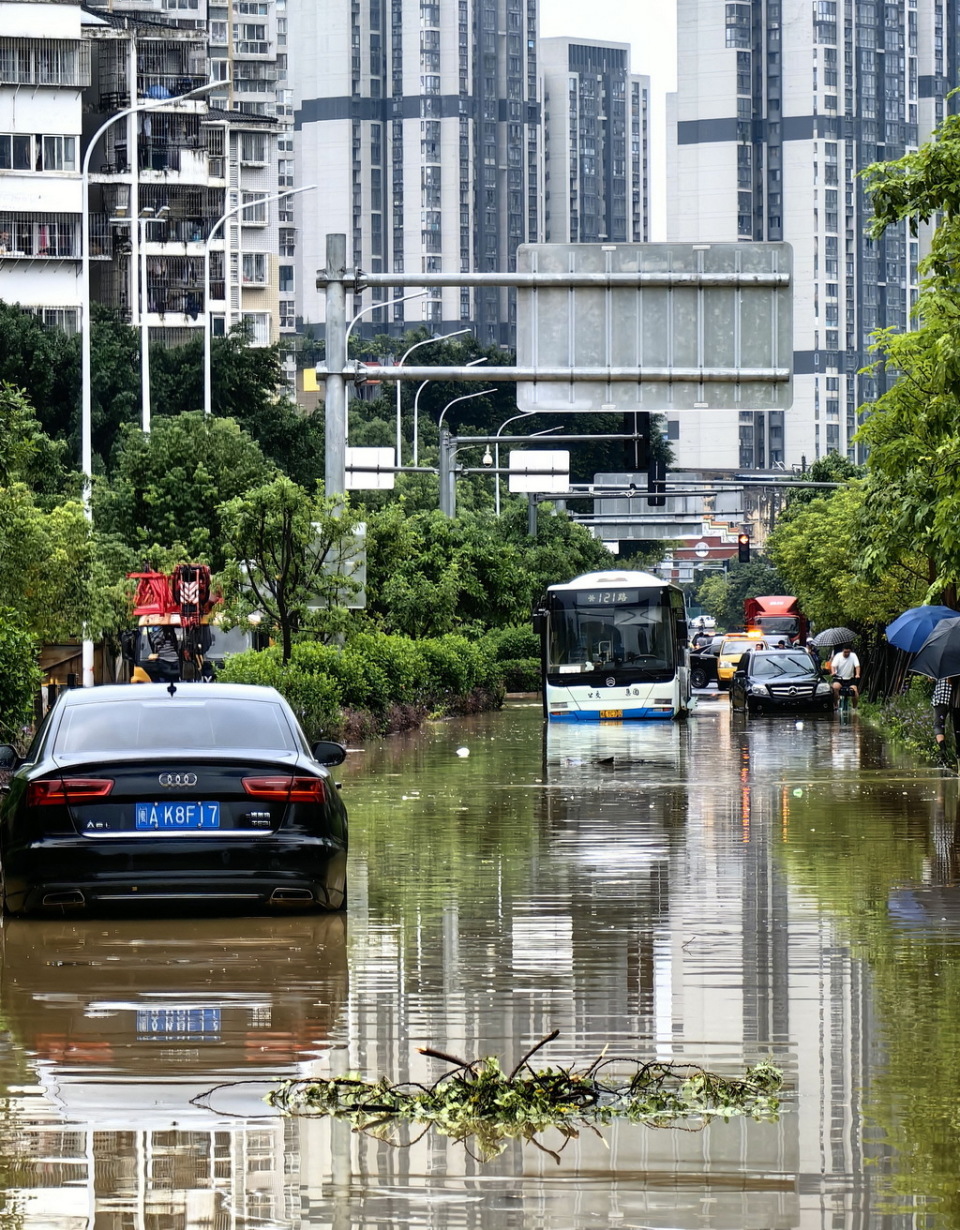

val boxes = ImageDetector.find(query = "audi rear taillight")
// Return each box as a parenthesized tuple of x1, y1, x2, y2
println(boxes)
(27, 778, 114, 807)
(242, 776, 326, 804)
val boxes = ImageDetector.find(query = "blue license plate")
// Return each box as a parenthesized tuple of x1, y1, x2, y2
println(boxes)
(137, 1007, 221, 1039)
(135, 801, 220, 831)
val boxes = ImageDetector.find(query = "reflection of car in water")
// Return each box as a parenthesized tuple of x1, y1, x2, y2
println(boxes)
(0, 914, 348, 1122)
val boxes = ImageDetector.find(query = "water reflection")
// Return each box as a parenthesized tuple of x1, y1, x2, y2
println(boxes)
(4, 703, 960, 1225)
(0, 915, 346, 1226)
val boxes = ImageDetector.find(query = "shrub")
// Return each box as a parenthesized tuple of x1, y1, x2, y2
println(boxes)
(290, 641, 390, 712)
(496, 658, 541, 692)
(863, 675, 941, 763)
(217, 647, 344, 741)
(480, 624, 540, 693)
(343, 632, 423, 705)
(483, 624, 539, 661)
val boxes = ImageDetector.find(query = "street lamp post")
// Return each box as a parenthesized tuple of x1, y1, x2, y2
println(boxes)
(203, 184, 317, 419)
(79, 81, 217, 687)
(493, 416, 562, 516)
(340, 290, 429, 445)
(138, 204, 168, 433)
(437, 384, 497, 517)
(395, 328, 471, 467)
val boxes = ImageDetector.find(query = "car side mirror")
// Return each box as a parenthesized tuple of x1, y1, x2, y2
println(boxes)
(0, 744, 19, 770)
(312, 740, 347, 767)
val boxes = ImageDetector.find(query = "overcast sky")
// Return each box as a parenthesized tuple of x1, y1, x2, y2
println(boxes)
(539, 0, 678, 236)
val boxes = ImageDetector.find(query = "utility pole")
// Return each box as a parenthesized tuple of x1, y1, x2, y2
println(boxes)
(319, 233, 347, 498)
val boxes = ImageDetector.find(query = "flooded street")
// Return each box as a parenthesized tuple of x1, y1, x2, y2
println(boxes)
(2, 698, 959, 1227)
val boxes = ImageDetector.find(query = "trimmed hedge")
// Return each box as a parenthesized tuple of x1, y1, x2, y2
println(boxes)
(218, 629, 506, 740)
(479, 624, 540, 693)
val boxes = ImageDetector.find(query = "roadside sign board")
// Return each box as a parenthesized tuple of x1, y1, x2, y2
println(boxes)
(515, 242, 792, 413)
(345, 447, 395, 490)
(508, 450, 570, 493)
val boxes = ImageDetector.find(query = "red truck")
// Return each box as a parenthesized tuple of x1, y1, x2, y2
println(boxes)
(744, 595, 809, 644)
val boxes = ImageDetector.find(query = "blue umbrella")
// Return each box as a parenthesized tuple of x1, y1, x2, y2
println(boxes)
(885, 605, 960, 653)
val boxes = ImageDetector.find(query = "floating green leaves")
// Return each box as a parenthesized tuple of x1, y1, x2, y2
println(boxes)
(266, 1032, 783, 1159)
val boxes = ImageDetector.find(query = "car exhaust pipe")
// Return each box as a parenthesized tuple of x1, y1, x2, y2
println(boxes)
(269, 887, 314, 905)
(42, 890, 86, 907)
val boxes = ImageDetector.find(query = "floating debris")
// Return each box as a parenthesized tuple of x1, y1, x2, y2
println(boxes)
(266, 1032, 782, 1159)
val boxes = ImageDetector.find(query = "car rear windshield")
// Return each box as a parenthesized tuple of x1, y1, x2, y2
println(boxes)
(54, 699, 297, 754)
(749, 653, 816, 678)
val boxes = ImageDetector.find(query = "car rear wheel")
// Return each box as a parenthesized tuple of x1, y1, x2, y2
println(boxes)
(690, 667, 709, 690)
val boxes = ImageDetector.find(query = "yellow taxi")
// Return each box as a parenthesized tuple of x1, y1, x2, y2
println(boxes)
(716, 631, 769, 689)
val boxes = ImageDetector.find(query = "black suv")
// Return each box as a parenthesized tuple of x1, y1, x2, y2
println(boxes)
(730, 649, 833, 714)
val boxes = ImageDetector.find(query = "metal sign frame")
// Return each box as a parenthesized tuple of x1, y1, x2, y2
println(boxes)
(515, 242, 792, 413)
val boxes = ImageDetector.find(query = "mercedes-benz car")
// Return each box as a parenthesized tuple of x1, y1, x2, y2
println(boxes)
(0, 683, 348, 916)
(729, 649, 833, 714)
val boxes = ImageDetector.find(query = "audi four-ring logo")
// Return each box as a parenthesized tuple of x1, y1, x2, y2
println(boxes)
(159, 773, 198, 787)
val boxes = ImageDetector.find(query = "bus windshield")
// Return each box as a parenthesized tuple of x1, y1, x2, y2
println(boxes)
(548, 590, 674, 673)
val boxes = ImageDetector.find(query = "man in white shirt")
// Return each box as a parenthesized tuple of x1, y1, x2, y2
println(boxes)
(829, 645, 861, 708)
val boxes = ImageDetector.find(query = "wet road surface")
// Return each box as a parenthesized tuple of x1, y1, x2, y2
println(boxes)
(1, 698, 959, 1227)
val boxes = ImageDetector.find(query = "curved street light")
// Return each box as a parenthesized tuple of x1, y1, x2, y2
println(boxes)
(412, 353, 486, 466)
(493, 415, 562, 516)
(80, 80, 217, 687)
(396, 328, 471, 467)
(203, 184, 317, 419)
(340, 290, 428, 443)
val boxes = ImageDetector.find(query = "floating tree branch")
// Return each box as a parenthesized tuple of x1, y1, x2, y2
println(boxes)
(266, 1034, 782, 1159)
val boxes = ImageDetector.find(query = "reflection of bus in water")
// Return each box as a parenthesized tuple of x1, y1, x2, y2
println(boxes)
(533, 570, 690, 721)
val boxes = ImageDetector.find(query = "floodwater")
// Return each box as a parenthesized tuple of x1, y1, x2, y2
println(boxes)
(1, 699, 959, 1227)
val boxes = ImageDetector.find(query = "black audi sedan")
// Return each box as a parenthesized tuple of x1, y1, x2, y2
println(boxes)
(0, 683, 348, 916)
(730, 648, 833, 715)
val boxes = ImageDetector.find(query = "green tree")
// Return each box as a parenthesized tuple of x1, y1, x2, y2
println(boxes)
(0, 301, 78, 443)
(694, 558, 789, 631)
(0, 384, 68, 496)
(149, 328, 325, 486)
(856, 107, 960, 606)
(0, 609, 41, 741)
(94, 413, 275, 569)
(364, 501, 612, 636)
(766, 484, 924, 630)
(218, 477, 361, 660)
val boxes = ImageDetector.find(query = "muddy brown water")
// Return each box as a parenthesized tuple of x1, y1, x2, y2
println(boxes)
(1, 698, 959, 1227)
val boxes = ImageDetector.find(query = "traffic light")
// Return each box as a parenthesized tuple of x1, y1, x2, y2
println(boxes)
(737, 532, 751, 564)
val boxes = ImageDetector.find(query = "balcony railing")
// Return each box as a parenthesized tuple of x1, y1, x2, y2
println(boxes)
(0, 40, 91, 88)
(0, 213, 80, 259)
(137, 74, 208, 100)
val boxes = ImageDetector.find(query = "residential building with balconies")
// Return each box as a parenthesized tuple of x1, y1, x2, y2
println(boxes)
(0, 0, 90, 334)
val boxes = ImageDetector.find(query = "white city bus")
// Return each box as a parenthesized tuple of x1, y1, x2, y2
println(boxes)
(533, 570, 691, 722)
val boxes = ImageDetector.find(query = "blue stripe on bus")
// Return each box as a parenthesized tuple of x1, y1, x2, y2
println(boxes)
(548, 707, 676, 722)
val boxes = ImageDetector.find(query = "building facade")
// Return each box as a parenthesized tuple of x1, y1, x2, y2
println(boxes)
(666, 0, 950, 472)
(540, 38, 649, 245)
(290, 0, 542, 346)
(0, 0, 90, 334)
(0, 0, 287, 358)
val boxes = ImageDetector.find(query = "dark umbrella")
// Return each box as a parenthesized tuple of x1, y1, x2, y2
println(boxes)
(909, 618, 960, 679)
(886, 604, 960, 654)
(811, 627, 858, 649)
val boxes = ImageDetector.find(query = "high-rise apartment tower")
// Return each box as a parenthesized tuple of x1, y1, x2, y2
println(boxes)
(667, 0, 950, 471)
(540, 38, 649, 244)
(290, 0, 541, 345)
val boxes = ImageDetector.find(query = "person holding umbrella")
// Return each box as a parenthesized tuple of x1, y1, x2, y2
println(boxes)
(829, 645, 861, 708)
(932, 676, 960, 763)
